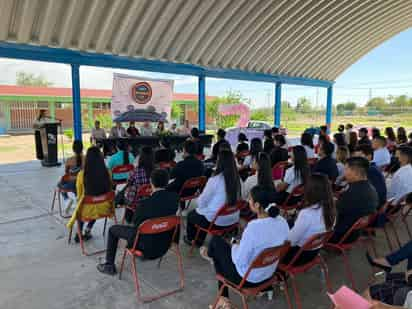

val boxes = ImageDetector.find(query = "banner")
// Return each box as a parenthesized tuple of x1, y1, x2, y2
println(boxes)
(111, 73, 174, 123)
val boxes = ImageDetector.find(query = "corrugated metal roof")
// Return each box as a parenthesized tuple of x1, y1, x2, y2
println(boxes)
(0, 0, 411, 82)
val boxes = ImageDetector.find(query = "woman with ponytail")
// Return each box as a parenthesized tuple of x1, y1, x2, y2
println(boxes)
(200, 185, 289, 301)
(282, 173, 336, 265)
(107, 139, 135, 181)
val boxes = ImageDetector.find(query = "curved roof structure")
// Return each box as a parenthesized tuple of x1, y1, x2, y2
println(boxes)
(0, 0, 411, 82)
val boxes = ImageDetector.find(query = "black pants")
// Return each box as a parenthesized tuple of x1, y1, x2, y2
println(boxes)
(186, 210, 227, 246)
(78, 220, 96, 232)
(106, 225, 136, 265)
(281, 246, 319, 266)
(208, 236, 266, 297)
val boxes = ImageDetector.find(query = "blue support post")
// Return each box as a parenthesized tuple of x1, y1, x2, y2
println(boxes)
(198, 75, 206, 133)
(71, 64, 82, 141)
(274, 82, 282, 127)
(326, 86, 333, 131)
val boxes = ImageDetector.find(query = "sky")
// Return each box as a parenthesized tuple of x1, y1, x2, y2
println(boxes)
(0, 27, 411, 109)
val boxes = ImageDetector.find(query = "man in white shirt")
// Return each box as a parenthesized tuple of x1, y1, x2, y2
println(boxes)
(388, 146, 412, 204)
(372, 136, 391, 168)
(140, 121, 153, 136)
(90, 120, 106, 143)
(109, 121, 127, 138)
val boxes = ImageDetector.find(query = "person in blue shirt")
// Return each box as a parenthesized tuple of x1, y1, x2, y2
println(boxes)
(107, 140, 135, 181)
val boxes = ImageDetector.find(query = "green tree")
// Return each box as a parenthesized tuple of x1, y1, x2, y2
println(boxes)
(366, 97, 386, 110)
(295, 97, 312, 113)
(207, 90, 246, 128)
(171, 102, 183, 121)
(392, 95, 410, 108)
(16, 71, 53, 87)
(336, 101, 357, 115)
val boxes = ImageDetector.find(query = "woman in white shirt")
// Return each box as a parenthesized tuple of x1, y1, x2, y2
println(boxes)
(200, 185, 289, 300)
(281, 174, 336, 266)
(185, 150, 241, 246)
(242, 137, 262, 168)
(335, 146, 349, 187)
(273, 145, 310, 205)
(301, 132, 316, 159)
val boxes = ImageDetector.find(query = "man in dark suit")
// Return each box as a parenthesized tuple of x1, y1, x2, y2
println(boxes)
(313, 141, 339, 181)
(97, 169, 179, 275)
(167, 140, 204, 194)
(329, 157, 378, 243)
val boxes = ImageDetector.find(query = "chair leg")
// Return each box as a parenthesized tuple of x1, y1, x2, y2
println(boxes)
(241, 295, 249, 309)
(78, 222, 86, 256)
(341, 250, 357, 291)
(157, 257, 163, 269)
(319, 257, 333, 294)
(211, 283, 226, 309)
(131, 256, 142, 302)
(103, 218, 107, 236)
(383, 226, 394, 251)
(118, 250, 128, 280)
(390, 221, 402, 248)
(189, 227, 202, 256)
(68, 227, 73, 244)
(290, 276, 302, 309)
(50, 189, 57, 214)
(176, 247, 185, 290)
(57, 191, 63, 217)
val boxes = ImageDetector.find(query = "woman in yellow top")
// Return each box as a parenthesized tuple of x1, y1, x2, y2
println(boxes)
(67, 146, 113, 243)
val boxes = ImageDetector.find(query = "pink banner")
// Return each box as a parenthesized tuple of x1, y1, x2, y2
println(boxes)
(218, 103, 250, 127)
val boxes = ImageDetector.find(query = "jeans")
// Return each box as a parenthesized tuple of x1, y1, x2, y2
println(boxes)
(186, 210, 227, 246)
(105, 225, 136, 265)
(387, 240, 412, 270)
(78, 220, 96, 232)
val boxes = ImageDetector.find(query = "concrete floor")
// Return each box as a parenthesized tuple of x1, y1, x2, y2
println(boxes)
(0, 160, 410, 309)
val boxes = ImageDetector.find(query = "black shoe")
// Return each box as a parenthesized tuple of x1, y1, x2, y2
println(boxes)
(97, 263, 117, 276)
(366, 252, 392, 272)
(183, 236, 193, 246)
(74, 233, 80, 243)
(83, 230, 93, 241)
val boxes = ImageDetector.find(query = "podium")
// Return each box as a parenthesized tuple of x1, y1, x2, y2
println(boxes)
(35, 122, 61, 167)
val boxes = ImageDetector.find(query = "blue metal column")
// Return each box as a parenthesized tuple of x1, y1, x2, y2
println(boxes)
(326, 86, 333, 131)
(198, 75, 206, 133)
(71, 64, 82, 141)
(274, 82, 282, 127)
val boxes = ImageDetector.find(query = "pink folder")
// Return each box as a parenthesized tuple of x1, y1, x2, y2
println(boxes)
(328, 286, 372, 309)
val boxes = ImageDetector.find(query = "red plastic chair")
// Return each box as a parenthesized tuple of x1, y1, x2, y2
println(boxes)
(50, 174, 76, 219)
(68, 191, 116, 256)
(324, 215, 375, 290)
(272, 161, 289, 180)
(212, 243, 292, 309)
(121, 184, 153, 224)
(178, 176, 207, 210)
(111, 164, 134, 186)
(158, 161, 177, 169)
(196, 154, 205, 161)
(278, 232, 333, 309)
(279, 185, 305, 212)
(189, 202, 242, 255)
(383, 196, 410, 249)
(118, 216, 184, 303)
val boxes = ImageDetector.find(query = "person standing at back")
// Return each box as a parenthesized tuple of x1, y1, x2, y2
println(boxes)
(126, 121, 140, 137)
(167, 140, 204, 193)
(90, 120, 106, 144)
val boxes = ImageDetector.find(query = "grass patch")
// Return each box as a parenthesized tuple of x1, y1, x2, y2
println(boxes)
(0, 146, 18, 153)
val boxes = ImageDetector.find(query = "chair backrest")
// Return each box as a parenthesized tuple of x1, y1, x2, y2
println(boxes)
(83, 191, 115, 204)
(386, 195, 409, 218)
(158, 161, 176, 169)
(337, 215, 372, 245)
(272, 161, 289, 180)
(79, 191, 115, 221)
(179, 176, 207, 199)
(112, 164, 134, 175)
(282, 232, 332, 268)
(239, 242, 290, 288)
(281, 185, 305, 210)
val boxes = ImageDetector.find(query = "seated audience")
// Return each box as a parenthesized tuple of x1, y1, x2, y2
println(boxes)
(274, 134, 288, 150)
(90, 120, 106, 144)
(270, 146, 289, 168)
(167, 140, 204, 193)
(263, 129, 274, 153)
(348, 131, 358, 154)
(354, 144, 387, 208)
(109, 121, 127, 138)
(387, 146, 412, 204)
(236, 133, 249, 154)
(315, 134, 328, 154)
(97, 169, 179, 275)
(200, 185, 289, 301)
(372, 136, 391, 169)
(273, 145, 310, 205)
(185, 150, 241, 247)
(107, 140, 135, 181)
(345, 123, 354, 142)
(319, 125, 330, 141)
(337, 124, 345, 133)
(155, 121, 166, 136)
(272, 126, 280, 138)
(140, 120, 153, 136)
(170, 123, 178, 134)
(398, 127, 408, 145)
(282, 174, 336, 265)
(179, 120, 191, 136)
(154, 139, 175, 164)
(243, 138, 263, 169)
(210, 129, 228, 162)
(358, 127, 371, 146)
(336, 146, 349, 186)
(385, 127, 397, 148)
(67, 147, 112, 242)
(301, 132, 316, 159)
(190, 127, 204, 156)
(313, 142, 339, 181)
(333, 133, 347, 147)
(329, 157, 378, 243)
(126, 121, 140, 137)
(58, 140, 84, 211)
(372, 128, 381, 139)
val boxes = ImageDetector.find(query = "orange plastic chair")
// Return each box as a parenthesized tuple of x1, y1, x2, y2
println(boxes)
(325, 215, 375, 290)
(189, 202, 241, 255)
(278, 232, 333, 309)
(50, 174, 76, 219)
(118, 216, 184, 303)
(121, 184, 153, 224)
(158, 161, 177, 169)
(196, 154, 205, 161)
(272, 161, 289, 180)
(68, 191, 116, 256)
(178, 176, 207, 210)
(111, 164, 134, 186)
(212, 243, 292, 309)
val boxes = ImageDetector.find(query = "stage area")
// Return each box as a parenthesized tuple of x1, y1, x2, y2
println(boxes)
(0, 160, 409, 309)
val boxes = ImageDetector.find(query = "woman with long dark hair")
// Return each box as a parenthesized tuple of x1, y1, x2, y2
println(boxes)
(372, 128, 381, 139)
(243, 138, 263, 168)
(397, 127, 408, 145)
(67, 146, 112, 242)
(274, 145, 310, 204)
(107, 140, 135, 181)
(282, 173, 336, 265)
(385, 127, 397, 147)
(200, 185, 289, 305)
(185, 150, 241, 247)
(348, 131, 358, 154)
(301, 132, 316, 158)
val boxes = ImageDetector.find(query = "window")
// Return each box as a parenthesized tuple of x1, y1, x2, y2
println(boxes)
(37, 101, 49, 109)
